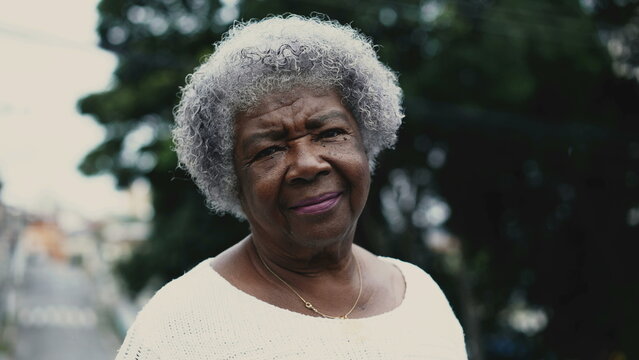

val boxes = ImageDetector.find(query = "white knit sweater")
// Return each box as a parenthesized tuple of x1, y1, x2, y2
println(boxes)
(115, 257, 468, 359)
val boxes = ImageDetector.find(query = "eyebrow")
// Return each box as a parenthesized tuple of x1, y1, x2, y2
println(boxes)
(241, 110, 350, 152)
(306, 110, 349, 129)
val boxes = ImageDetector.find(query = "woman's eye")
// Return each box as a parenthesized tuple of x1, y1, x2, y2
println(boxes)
(319, 128, 346, 139)
(254, 146, 284, 160)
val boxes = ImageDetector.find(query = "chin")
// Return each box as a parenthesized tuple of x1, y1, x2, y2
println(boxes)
(285, 214, 360, 249)
(291, 230, 355, 250)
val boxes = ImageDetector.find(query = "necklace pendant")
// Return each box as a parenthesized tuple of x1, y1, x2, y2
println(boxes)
(305, 302, 313, 309)
(340, 315, 347, 319)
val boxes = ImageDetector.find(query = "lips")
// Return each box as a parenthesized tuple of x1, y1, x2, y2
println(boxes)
(290, 192, 342, 214)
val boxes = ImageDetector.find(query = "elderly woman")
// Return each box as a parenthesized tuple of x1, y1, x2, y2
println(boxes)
(116, 15, 467, 359)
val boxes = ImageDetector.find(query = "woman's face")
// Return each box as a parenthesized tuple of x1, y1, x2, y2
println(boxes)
(233, 87, 370, 249)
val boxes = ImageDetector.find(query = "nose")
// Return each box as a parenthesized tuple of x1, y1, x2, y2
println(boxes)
(285, 142, 331, 185)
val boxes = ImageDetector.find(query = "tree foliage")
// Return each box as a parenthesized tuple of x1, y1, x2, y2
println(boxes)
(79, 0, 639, 358)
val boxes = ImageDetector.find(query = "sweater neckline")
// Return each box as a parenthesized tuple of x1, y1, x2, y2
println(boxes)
(200, 256, 411, 322)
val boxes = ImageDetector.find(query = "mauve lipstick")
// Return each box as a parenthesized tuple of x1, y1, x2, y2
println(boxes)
(290, 192, 342, 214)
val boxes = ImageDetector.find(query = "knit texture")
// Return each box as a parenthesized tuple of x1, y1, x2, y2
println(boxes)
(115, 257, 468, 359)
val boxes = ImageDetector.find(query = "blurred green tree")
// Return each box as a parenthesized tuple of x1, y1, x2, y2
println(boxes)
(79, 0, 639, 359)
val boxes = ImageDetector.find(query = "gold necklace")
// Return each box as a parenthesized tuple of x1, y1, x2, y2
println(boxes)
(255, 248, 363, 319)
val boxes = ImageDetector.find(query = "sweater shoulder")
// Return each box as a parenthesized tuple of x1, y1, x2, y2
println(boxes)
(381, 257, 466, 336)
(378, 256, 439, 292)
(115, 261, 212, 360)
(128, 258, 218, 334)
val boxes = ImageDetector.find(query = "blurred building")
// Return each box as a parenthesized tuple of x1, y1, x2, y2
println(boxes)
(0, 183, 28, 354)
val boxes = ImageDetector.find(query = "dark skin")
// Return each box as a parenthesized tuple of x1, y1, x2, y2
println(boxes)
(211, 87, 405, 319)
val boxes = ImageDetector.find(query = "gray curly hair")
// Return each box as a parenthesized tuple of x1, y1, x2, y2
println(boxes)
(173, 14, 404, 219)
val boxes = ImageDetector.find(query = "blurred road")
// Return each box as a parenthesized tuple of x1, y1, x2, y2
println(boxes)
(14, 256, 120, 360)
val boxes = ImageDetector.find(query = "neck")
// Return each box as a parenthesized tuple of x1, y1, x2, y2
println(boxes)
(242, 233, 366, 319)
(247, 234, 357, 278)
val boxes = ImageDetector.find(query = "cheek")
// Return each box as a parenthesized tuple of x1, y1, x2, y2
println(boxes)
(326, 142, 370, 191)
(346, 141, 371, 197)
(239, 163, 285, 206)
(327, 139, 369, 170)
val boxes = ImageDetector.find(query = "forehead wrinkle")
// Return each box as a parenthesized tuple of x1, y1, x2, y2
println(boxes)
(237, 108, 294, 156)
(237, 90, 346, 153)
(255, 95, 316, 134)
(244, 92, 304, 119)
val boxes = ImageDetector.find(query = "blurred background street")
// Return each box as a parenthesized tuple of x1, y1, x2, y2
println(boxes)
(0, 204, 145, 360)
(12, 256, 118, 360)
(2, 0, 639, 359)
(0, 202, 146, 360)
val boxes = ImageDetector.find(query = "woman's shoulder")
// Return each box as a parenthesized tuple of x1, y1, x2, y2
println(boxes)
(116, 258, 219, 359)
(377, 256, 449, 303)
(379, 256, 464, 334)
(132, 258, 218, 322)
(355, 246, 435, 290)
(377, 256, 427, 274)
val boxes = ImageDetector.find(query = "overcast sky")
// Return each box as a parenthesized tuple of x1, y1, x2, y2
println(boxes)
(0, 0, 139, 220)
